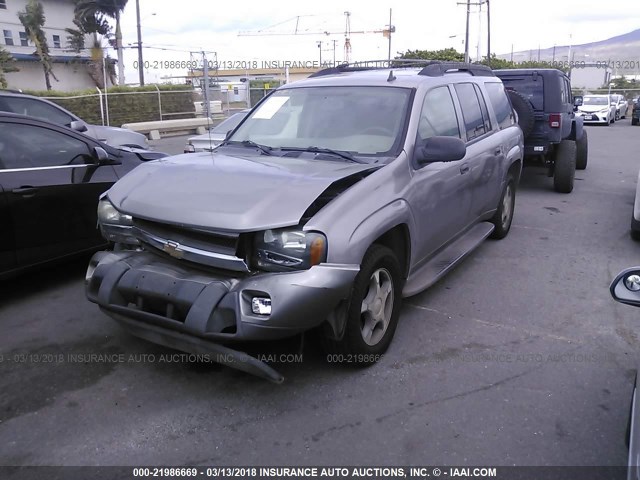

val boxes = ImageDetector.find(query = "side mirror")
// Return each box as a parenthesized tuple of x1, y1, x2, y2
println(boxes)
(416, 136, 466, 165)
(70, 120, 89, 133)
(93, 146, 118, 165)
(610, 268, 640, 307)
(574, 97, 583, 107)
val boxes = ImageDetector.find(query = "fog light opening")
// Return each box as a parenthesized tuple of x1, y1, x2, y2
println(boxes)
(251, 297, 272, 315)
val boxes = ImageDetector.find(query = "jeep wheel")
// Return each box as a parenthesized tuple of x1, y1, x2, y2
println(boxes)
(506, 90, 535, 138)
(553, 140, 577, 194)
(576, 130, 588, 170)
(490, 174, 516, 239)
(322, 245, 402, 364)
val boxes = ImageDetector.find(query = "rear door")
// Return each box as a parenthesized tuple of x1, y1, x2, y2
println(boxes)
(0, 120, 116, 268)
(453, 83, 503, 220)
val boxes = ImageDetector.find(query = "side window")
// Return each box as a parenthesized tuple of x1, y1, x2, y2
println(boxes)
(474, 84, 492, 132)
(565, 79, 572, 105)
(559, 77, 568, 105)
(454, 83, 486, 141)
(485, 82, 516, 130)
(417, 86, 460, 141)
(0, 123, 92, 169)
(1, 97, 74, 125)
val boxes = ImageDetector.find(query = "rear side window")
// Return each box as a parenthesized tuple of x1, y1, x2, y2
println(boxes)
(500, 76, 544, 110)
(417, 86, 460, 140)
(454, 83, 486, 141)
(485, 82, 516, 130)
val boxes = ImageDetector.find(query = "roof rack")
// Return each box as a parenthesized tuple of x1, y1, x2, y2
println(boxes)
(309, 59, 494, 78)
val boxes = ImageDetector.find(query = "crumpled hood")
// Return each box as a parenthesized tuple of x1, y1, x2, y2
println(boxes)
(107, 151, 378, 232)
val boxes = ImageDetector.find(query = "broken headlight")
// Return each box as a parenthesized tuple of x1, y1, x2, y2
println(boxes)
(252, 229, 327, 272)
(97, 198, 139, 246)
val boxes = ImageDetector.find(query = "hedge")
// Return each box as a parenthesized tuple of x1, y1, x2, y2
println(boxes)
(24, 84, 197, 126)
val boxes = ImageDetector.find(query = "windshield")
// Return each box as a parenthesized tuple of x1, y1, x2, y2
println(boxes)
(583, 96, 609, 106)
(228, 86, 412, 157)
(211, 112, 247, 134)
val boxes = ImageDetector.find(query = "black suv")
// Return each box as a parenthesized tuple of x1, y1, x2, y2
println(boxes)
(494, 69, 587, 193)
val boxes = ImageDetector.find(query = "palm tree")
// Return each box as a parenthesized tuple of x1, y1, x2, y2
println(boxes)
(73, 0, 128, 85)
(0, 46, 19, 89)
(18, 0, 57, 90)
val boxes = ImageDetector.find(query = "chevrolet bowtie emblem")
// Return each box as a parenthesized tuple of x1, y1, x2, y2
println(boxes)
(163, 241, 184, 259)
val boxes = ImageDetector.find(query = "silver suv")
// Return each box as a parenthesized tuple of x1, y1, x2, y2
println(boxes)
(0, 91, 148, 148)
(85, 61, 524, 381)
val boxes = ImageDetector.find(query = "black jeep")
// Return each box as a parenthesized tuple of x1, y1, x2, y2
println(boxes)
(494, 69, 587, 193)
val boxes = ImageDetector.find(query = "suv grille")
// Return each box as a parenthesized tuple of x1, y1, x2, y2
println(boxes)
(132, 219, 249, 272)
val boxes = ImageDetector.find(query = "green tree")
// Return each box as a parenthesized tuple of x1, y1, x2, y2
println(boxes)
(0, 46, 19, 89)
(396, 48, 465, 62)
(71, 0, 128, 85)
(18, 0, 57, 90)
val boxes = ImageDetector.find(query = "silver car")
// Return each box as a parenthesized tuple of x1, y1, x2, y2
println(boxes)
(0, 91, 148, 148)
(184, 110, 250, 153)
(86, 61, 524, 381)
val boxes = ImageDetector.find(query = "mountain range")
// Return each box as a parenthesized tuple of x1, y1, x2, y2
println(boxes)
(498, 28, 640, 73)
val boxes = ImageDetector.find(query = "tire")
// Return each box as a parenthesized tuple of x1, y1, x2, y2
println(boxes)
(553, 140, 576, 194)
(490, 174, 516, 239)
(633, 118, 639, 126)
(632, 214, 640, 241)
(506, 90, 535, 138)
(321, 245, 403, 364)
(576, 130, 588, 170)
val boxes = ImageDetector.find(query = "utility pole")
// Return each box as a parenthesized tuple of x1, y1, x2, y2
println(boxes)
(317, 41, 322, 65)
(136, 0, 144, 86)
(332, 40, 337, 67)
(202, 51, 210, 120)
(464, 0, 471, 63)
(486, 0, 491, 66)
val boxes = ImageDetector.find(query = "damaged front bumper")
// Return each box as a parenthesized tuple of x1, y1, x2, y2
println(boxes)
(85, 251, 359, 381)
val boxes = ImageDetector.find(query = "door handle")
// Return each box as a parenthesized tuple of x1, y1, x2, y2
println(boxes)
(494, 148, 502, 155)
(460, 164, 470, 174)
(12, 186, 39, 196)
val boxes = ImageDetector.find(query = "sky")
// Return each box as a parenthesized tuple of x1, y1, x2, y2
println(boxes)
(113, 0, 640, 84)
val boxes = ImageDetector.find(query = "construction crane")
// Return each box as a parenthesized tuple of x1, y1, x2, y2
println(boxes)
(237, 12, 394, 63)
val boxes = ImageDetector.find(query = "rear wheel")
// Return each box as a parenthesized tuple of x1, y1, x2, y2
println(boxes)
(490, 174, 516, 239)
(553, 140, 576, 194)
(321, 245, 403, 364)
(576, 130, 588, 170)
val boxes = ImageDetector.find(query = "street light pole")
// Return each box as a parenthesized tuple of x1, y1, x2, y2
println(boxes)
(136, 0, 144, 86)
(486, 0, 491, 65)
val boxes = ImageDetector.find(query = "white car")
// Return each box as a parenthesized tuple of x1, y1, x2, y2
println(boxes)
(184, 110, 249, 153)
(576, 94, 617, 125)
(610, 94, 628, 120)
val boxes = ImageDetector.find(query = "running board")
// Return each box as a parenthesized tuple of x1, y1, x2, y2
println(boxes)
(402, 222, 494, 298)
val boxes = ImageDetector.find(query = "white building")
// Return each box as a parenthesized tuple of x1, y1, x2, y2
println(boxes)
(1, 0, 110, 91)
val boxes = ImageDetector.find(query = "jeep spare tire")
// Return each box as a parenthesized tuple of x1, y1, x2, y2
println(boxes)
(507, 90, 535, 138)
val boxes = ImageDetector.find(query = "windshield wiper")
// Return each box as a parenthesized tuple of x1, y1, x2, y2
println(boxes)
(220, 140, 273, 156)
(278, 146, 363, 163)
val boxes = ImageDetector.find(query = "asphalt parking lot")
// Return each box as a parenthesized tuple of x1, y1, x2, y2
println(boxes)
(2, 120, 640, 468)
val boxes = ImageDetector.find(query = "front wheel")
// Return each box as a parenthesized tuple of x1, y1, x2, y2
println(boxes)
(490, 174, 516, 239)
(321, 245, 403, 364)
